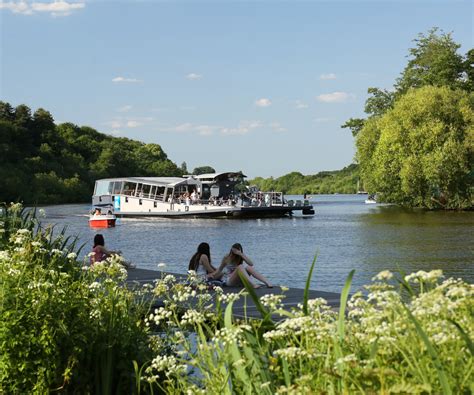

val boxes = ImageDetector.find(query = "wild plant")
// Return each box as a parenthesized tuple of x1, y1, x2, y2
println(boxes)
(0, 203, 152, 393)
(140, 260, 474, 393)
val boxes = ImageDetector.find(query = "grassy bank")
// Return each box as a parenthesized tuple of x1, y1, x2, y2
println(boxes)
(1, 204, 473, 393)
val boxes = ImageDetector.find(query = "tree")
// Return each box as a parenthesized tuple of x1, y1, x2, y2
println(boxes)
(395, 28, 466, 94)
(192, 166, 216, 175)
(180, 161, 188, 174)
(356, 86, 473, 209)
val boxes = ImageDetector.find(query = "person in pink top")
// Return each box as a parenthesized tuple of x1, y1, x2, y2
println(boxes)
(90, 234, 119, 265)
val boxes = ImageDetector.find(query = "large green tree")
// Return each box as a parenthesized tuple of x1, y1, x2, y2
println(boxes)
(343, 28, 472, 137)
(356, 86, 473, 209)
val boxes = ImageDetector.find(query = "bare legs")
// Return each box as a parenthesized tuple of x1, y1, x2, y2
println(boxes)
(245, 266, 272, 287)
(226, 265, 272, 288)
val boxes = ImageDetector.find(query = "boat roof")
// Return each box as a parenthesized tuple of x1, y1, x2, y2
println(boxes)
(96, 176, 200, 187)
(97, 172, 246, 185)
(194, 171, 247, 179)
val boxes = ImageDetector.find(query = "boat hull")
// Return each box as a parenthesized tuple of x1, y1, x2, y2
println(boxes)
(89, 217, 116, 227)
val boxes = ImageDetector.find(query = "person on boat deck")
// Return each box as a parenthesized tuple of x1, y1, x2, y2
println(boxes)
(209, 243, 272, 288)
(93, 208, 102, 216)
(90, 234, 135, 269)
(188, 242, 223, 280)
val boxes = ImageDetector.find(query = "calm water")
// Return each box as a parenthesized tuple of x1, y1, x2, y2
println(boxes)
(42, 195, 474, 293)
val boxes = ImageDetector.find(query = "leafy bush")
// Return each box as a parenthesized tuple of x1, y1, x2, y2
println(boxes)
(0, 203, 152, 393)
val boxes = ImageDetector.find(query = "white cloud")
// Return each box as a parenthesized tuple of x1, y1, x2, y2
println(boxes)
(269, 122, 287, 132)
(117, 105, 132, 113)
(295, 100, 309, 109)
(186, 73, 202, 80)
(126, 120, 141, 128)
(255, 98, 272, 108)
(221, 120, 262, 136)
(0, 1, 85, 16)
(316, 92, 354, 103)
(320, 73, 337, 80)
(112, 76, 142, 83)
(195, 125, 217, 136)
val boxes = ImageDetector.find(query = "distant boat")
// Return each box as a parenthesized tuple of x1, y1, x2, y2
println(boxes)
(89, 205, 116, 227)
(365, 194, 377, 204)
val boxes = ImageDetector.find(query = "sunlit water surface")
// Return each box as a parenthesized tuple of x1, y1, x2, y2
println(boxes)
(42, 194, 473, 293)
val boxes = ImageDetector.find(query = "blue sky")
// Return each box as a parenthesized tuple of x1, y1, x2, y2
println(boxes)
(1, 0, 472, 178)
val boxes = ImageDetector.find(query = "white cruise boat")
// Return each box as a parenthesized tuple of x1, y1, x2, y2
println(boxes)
(92, 172, 315, 218)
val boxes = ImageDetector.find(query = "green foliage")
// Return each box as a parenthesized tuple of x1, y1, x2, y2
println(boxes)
(356, 86, 473, 209)
(192, 166, 216, 175)
(0, 102, 182, 204)
(396, 28, 467, 94)
(249, 164, 359, 194)
(344, 28, 474, 208)
(0, 204, 152, 393)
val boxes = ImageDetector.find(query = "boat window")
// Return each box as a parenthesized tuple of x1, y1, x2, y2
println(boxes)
(142, 184, 151, 198)
(149, 186, 156, 199)
(112, 181, 123, 194)
(156, 186, 165, 201)
(94, 180, 112, 196)
(123, 182, 137, 196)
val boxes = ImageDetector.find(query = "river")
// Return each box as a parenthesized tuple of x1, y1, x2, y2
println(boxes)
(42, 194, 473, 293)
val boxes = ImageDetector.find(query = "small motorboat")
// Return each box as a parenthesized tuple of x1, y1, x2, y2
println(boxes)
(365, 194, 377, 204)
(89, 207, 116, 228)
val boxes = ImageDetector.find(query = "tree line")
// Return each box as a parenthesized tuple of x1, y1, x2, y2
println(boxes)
(0, 103, 183, 204)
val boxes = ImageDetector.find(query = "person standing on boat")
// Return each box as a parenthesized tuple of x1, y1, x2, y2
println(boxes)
(188, 242, 222, 280)
(209, 243, 272, 288)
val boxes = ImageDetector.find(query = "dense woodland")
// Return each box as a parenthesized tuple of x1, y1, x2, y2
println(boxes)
(0, 103, 183, 204)
(249, 164, 359, 195)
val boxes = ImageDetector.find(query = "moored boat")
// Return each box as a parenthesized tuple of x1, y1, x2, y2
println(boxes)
(91, 172, 315, 218)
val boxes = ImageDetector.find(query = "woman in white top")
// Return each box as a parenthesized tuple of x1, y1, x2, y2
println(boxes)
(210, 243, 272, 288)
(188, 242, 222, 280)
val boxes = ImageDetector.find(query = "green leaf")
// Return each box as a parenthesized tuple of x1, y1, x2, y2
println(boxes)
(337, 269, 354, 342)
(303, 252, 318, 315)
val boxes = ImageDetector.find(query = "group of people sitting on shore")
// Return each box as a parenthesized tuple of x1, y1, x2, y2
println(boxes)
(188, 242, 272, 288)
(90, 235, 272, 288)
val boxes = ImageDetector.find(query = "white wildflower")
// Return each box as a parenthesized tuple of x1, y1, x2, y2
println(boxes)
(372, 270, 393, 281)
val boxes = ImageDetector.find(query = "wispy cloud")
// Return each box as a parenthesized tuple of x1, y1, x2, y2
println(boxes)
(221, 120, 262, 135)
(294, 100, 309, 109)
(269, 122, 287, 132)
(116, 105, 132, 113)
(112, 76, 143, 83)
(186, 73, 202, 80)
(255, 98, 272, 108)
(104, 117, 152, 129)
(320, 73, 337, 80)
(157, 123, 218, 136)
(316, 92, 354, 103)
(0, 0, 85, 17)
